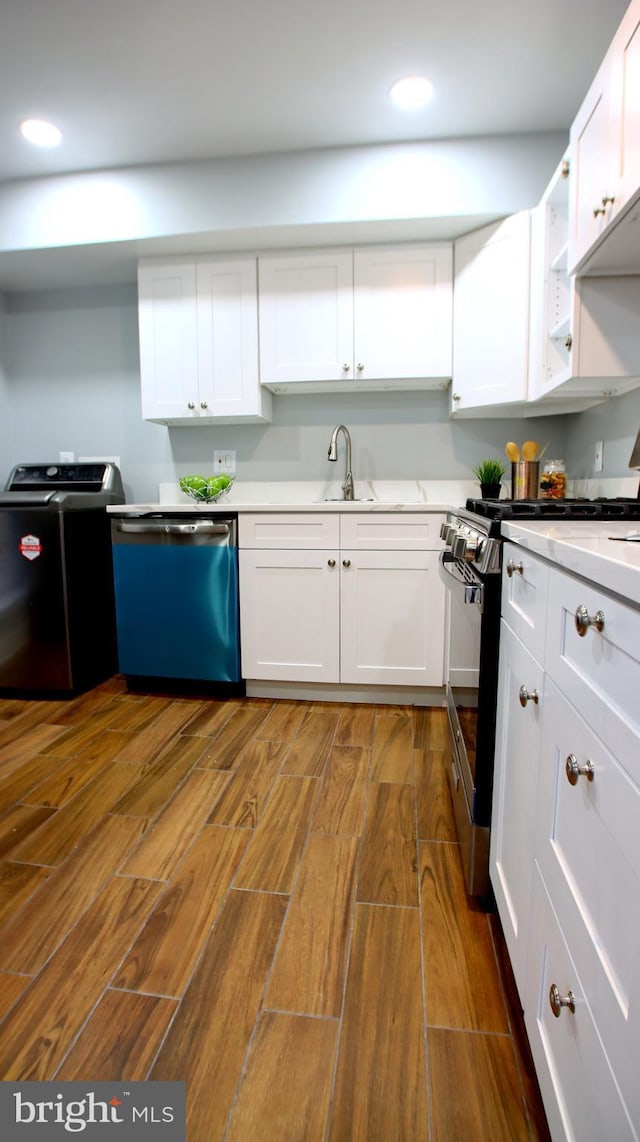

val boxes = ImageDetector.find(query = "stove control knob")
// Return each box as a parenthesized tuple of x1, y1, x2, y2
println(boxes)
(452, 533, 468, 560)
(463, 536, 481, 562)
(46, 466, 59, 478)
(439, 521, 449, 541)
(445, 525, 458, 546)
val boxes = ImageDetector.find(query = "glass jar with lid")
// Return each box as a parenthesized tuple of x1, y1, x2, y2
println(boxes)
(540, 458, 566, 500)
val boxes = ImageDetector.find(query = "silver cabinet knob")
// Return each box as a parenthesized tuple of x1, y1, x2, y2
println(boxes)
(342, 559, 351, 568)
(327, 558, 336, 568)
(356, 363, 364, 372)
(452, 392, 461, 402)
(200, 401, 208, 409)
(342, 363, 351, 372)
(593, 205, 607, 218)
(519, 685, 539, 707)
(549, 984, 575, 1018)
(575, 605, 605, 637)
(565, 754, 595, 786)
(602, 195, 615, 207)
(564, 334, 573, 352)
(506, 559, 523, 578)
(187, 402, 196, 410)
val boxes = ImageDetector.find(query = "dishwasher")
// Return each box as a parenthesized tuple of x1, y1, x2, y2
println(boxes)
(110, 513, 242, 690)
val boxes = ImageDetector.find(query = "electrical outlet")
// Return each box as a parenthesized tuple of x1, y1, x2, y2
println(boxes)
(213, 450, 236, 475)
(594, 440, 604, 472)
(59, 451, 74, 463)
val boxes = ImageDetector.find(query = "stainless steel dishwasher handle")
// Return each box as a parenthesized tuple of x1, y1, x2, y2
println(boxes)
(116, 520, 230, 537)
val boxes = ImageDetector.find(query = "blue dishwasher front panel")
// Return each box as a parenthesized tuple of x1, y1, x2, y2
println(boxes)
(112, 543, 240, 681)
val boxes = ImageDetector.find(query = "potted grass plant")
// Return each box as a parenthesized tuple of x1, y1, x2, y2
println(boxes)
(472, 458, 507, 500)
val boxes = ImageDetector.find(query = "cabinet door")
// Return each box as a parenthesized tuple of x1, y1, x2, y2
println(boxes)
(258, 251, 353, 386)
(339, 550, 445, 686)
(452, 213, 530, 412)
(196, 258, 271, 422)
(616, 4, 640, 218)
(490, 622, 544, 1002)
(569, 58, 617, 272)
(525, 868, 636, 1142)
(138, 261, 199, 421)
(353, 245, 452, 379)
(239, 549, 339, 682)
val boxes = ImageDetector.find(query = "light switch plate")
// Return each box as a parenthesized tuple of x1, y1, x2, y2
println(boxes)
(213, 450, 236, 475)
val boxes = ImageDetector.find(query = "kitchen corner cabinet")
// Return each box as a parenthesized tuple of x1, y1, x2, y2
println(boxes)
(491, 541, 640, 1137)
(569, 0, 640, 274)
(238, 512, 446, 686)
(258, 244, 453, 393)
(529, 157, 640, 404)
(450, 212, 531, 414)
(138, 257, 272, 425)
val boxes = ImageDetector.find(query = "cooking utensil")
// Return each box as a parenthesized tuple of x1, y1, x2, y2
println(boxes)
(537, 440, 551, 462)
(505, 441, 520, 462)
(522, 440, 539, 461)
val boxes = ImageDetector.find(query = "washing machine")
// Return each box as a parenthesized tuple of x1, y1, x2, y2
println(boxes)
(0, 462, 125, 694)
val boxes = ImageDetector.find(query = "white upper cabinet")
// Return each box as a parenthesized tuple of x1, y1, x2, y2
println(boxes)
(529, 157, 640, 404)
(352, 246, 452, 380)
(569, 0, 640, 274)
(258, 244, 453, 393)
(451, 212, 531, 414)
(138, 257, 272, 425)
(258, 250, 354, 387)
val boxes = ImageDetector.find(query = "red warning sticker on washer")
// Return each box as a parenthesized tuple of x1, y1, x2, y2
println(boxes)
(19, 534, 43, 561)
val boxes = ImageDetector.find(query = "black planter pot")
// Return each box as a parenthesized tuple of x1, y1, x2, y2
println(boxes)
(480, 483, 502, 500)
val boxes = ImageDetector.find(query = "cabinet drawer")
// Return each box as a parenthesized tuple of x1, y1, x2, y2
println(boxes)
(239, 513, 339, 549)
(545, 565, 640, 774)
(340, 513, 445, 550)
(525, 867, 635, 1141)
(501, 542, 549, 664)
(536, 678, 640, 1128)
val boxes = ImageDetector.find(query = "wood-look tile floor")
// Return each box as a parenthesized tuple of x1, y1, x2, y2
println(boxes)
(0, 679, 550, 1140)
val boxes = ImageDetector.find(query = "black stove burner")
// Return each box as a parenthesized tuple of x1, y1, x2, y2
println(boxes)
(465, 497, 640, 521)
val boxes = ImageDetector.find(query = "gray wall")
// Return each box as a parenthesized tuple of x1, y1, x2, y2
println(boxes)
(564, 386, 640, 479)
(2, 283, 574, 502)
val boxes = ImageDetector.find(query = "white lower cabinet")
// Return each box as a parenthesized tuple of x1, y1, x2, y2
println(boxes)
(238, 548, 339, 682)
(490, 621, 544, 1001)
(238, 512, 445, 687)
(525, 867, 636, 1142)
(491, 547, 640, 1139)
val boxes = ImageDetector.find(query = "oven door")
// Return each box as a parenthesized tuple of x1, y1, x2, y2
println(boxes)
(439, 549, 500, 897)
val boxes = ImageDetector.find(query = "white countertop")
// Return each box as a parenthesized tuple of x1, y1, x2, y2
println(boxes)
(502, 519, 640, 606)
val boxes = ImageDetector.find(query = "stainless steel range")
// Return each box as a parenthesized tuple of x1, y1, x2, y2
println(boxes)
(439, 496, 640, 901)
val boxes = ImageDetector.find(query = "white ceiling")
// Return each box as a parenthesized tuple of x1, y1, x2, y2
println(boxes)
(0, 0, 631, 183)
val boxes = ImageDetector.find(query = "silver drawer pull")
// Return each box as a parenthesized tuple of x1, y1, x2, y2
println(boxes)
(506, 559, 524, 578)
(519, 685, 539, 707)
(342, 558, 351, 568)
(566, 754, 595, 786)
(327, 558, 336, 568)
(575, 604, 605, 637)
(549, 984, 576, 1018)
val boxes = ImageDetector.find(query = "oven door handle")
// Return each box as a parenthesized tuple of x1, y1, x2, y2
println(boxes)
(438, 550, 484, 608)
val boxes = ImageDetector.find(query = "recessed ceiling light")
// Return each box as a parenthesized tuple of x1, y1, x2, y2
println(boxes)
(19, 118, 63, 148)
(390, 76, 434, 110)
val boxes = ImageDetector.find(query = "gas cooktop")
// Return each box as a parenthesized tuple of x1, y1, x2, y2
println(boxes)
(465, 497, 640, 521)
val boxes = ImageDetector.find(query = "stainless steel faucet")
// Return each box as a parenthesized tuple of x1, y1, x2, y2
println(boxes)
(328, 424, 354, 500)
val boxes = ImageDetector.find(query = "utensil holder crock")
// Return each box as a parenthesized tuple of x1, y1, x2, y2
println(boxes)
(511, 461, 539, 500)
